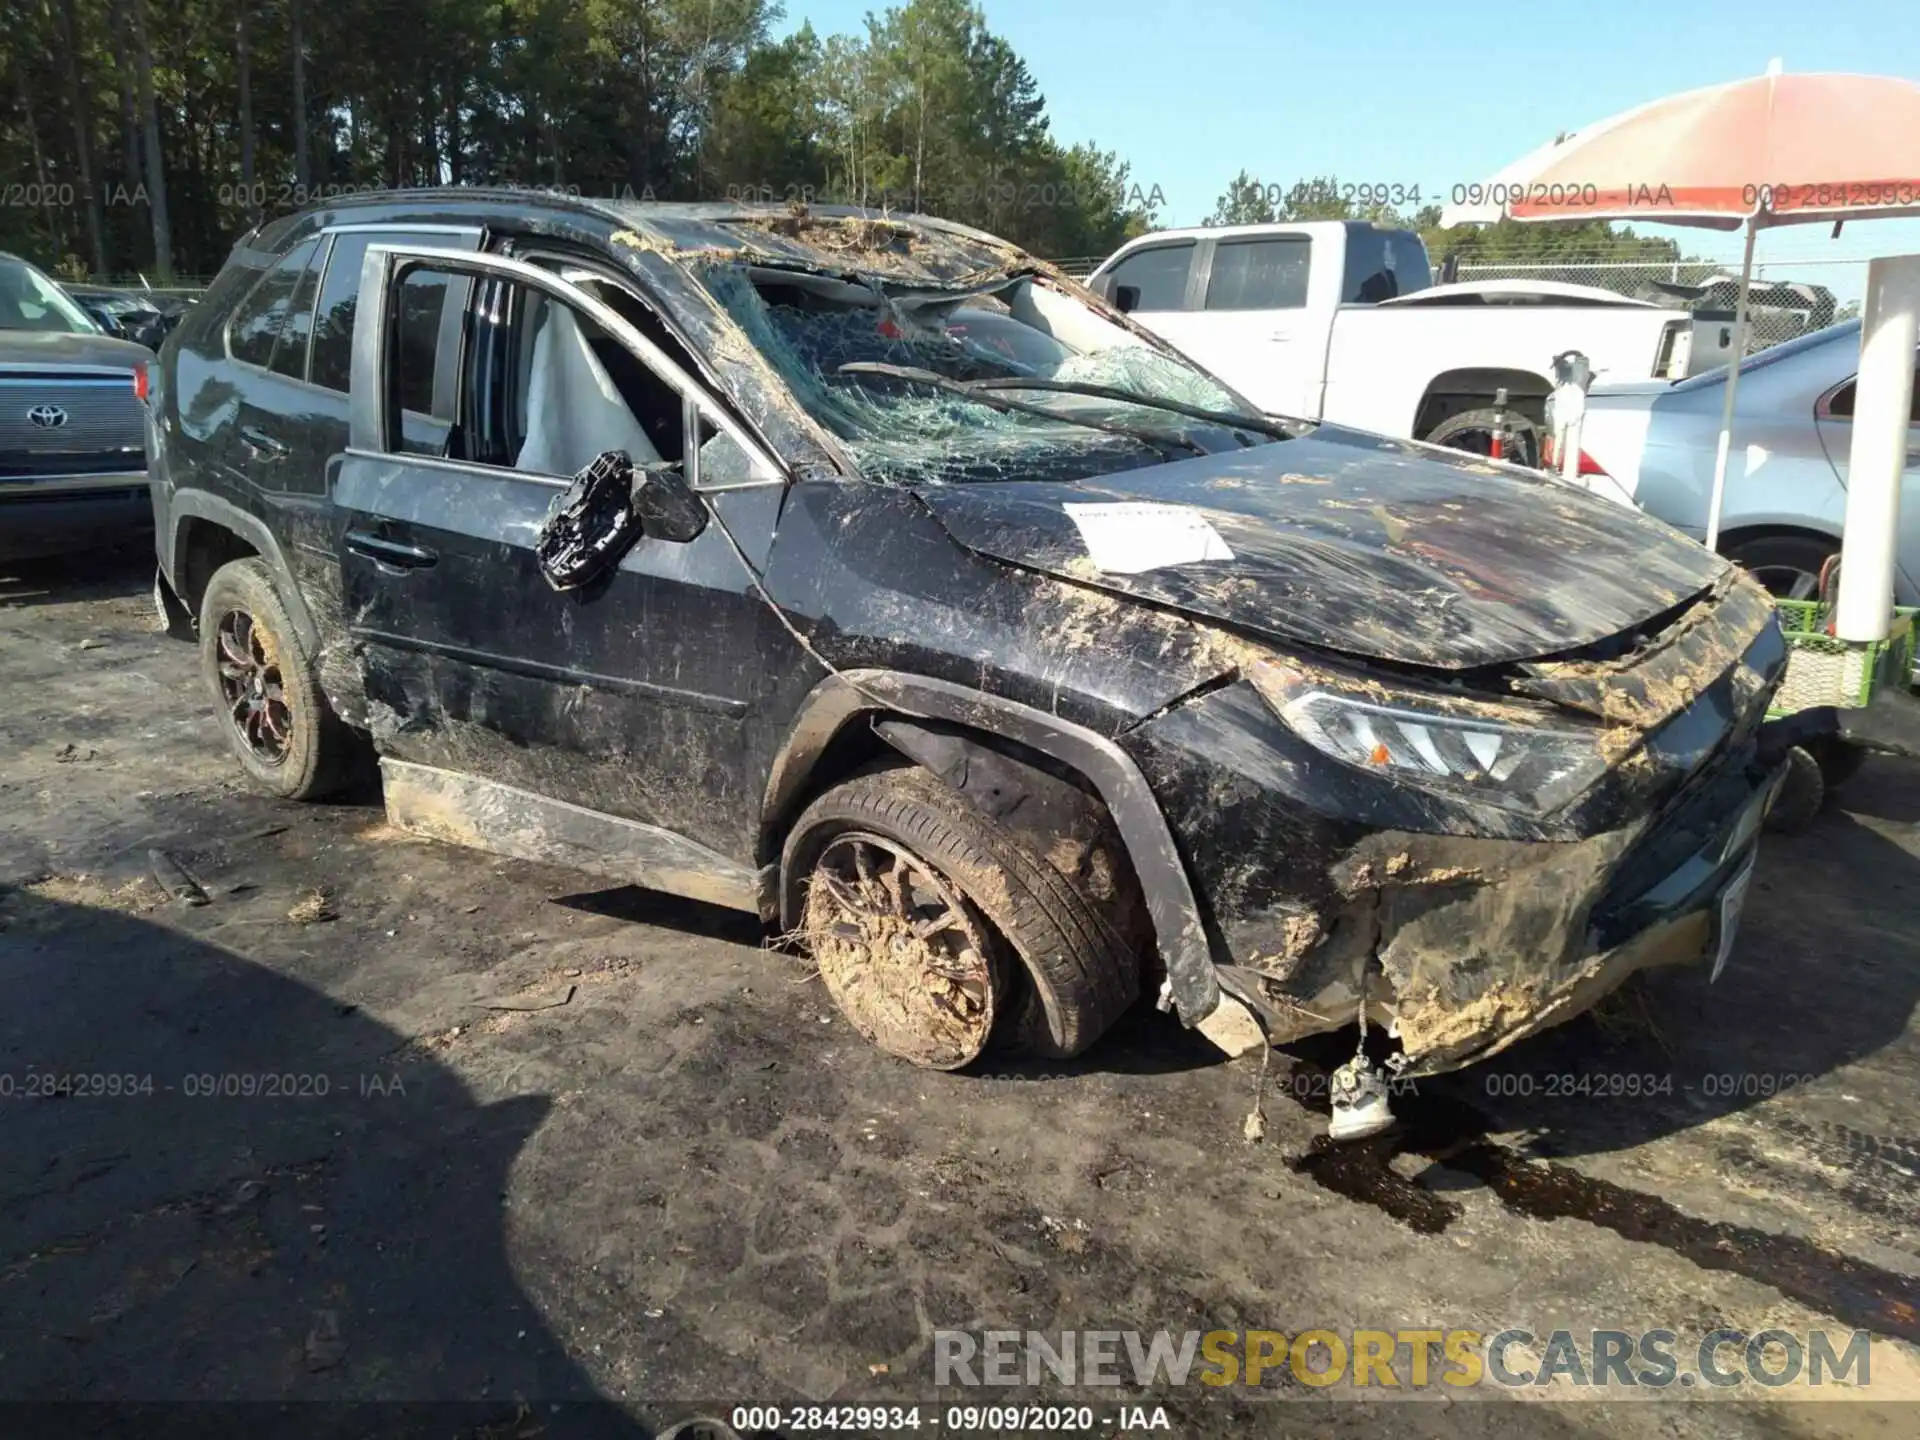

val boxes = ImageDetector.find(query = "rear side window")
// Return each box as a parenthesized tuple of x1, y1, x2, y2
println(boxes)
(310, 228, 480, 394)
(1106, 243, 1194, 312)
(1204, 237, 1310, 310)
(1342, 226, 1431, 303)
(227, 239, 322, 372)
(1825, 359, 1920, 423)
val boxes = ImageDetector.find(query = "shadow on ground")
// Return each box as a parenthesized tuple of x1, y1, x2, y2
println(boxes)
(0, 886, 650, 1438)
(1447, 794, 1920, 1154)
(0, 548, 154, 610)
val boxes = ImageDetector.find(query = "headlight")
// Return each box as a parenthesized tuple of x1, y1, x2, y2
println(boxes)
(1249, 662, 1610, 816)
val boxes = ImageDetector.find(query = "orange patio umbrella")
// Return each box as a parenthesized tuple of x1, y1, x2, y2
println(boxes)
(1442, 65, 1920, 558)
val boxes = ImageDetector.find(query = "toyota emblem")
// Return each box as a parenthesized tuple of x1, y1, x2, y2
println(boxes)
(27, 404, 68, 429)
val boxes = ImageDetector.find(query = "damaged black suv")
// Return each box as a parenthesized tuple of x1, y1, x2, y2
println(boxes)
(150, 192, 1789, 1133)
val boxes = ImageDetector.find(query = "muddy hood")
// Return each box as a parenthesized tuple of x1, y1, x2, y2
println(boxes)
(912, 425, 1728, 671)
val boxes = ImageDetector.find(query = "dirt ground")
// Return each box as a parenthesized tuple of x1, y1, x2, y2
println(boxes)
(3, 552, 1918, 1439)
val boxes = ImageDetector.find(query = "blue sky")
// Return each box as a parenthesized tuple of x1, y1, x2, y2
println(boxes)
(777, 0, 1917, 301)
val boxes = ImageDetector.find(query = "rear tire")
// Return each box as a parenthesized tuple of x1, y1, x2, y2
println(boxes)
(784, 767, 1141, 1065)
(198, 557, 357, 800)
(1723, 534, 1837, 602)
(1423, 407, 1543, 469)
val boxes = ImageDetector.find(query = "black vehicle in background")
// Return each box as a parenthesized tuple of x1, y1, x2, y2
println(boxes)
(0, 251, 153, 562)
(65, 284, 193, 351)
(148, 190, 1791, 1137)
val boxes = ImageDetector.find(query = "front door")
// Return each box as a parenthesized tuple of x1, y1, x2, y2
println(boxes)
(332, 244, 793, 861)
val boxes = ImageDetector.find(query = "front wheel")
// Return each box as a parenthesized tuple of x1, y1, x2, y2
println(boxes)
(198, 557, 358, 800)
(783, 768, 1142, 1068)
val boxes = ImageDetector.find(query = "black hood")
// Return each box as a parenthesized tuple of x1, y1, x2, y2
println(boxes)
(912, 426, 1727, 672)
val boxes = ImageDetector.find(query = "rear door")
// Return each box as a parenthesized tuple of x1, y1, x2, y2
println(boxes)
(1814, 355, 1920, 603)
(333, 244, 791, 859)
(221, 223, 481, 608)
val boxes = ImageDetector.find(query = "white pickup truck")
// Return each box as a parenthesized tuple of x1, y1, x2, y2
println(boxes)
(1085, 220, 1735, 464)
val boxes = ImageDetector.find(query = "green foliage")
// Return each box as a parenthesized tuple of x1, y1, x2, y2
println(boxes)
(0, 0, 1160, 276)
(1206, 171, 1276, 228)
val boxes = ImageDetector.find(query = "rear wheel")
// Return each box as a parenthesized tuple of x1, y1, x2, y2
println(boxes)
(1423, 407, 1543, 469)
(198, 558, 358, 800)
(784, 768, 1141, 1067)
(1723, 534, 1837, 602)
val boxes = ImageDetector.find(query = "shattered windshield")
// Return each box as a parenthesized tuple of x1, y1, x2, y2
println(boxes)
(700, 264, 1274, 484)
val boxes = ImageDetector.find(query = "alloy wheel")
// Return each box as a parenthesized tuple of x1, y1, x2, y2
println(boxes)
(803, 831, 1004, 1069)
(214, 608, 293, 765)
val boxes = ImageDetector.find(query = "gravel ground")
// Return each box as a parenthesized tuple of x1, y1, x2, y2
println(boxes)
(2, 553, 1917, 1439)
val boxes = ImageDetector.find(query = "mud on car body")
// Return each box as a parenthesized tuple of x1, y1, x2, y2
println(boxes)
(148, 190, 1791, 1125)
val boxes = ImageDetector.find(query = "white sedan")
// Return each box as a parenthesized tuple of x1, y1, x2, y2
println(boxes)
(1556, 320, 1920, 603)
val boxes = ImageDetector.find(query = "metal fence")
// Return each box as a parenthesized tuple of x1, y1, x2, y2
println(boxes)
(76, 276, 214, 297)
(1452, 259, 1865, 352)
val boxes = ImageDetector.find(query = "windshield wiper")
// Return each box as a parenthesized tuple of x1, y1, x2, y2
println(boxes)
(836, 361, 1208, 458)
(965, 377, 1294, 440)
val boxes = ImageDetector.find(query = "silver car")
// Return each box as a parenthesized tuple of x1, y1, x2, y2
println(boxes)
(0, 250, 153, 563)
(1564, 320, 1920, 603)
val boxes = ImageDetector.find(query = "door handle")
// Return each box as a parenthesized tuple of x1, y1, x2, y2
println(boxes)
(239, 425, 290, 459)
(345, 530, 438, 570)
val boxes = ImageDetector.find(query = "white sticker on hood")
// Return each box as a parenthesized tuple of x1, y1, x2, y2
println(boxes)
(1062, 502, 1234, 575)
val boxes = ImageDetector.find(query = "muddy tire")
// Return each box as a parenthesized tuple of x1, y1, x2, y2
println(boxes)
(198, 558, 356, 801)
(784, 768, 1140, 1067)
(1764, 744, 1826, 834)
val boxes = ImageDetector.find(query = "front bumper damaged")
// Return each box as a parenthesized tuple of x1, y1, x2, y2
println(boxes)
(1218, 759, 1781, 1076)
(1120, 579, 1789, 1077)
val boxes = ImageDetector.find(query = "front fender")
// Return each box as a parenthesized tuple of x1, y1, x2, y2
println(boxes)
(762, 669, 1221, 1025)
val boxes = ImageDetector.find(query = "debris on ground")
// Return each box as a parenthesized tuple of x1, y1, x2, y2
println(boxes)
(148, 848, 210, 906)
(1037, 1214, 1091, 1254)
(476, 983, 578, 1013)
(14, 872, 166, 916)
(287, 888, 336, 924)
(304, 1308, 347, 1371)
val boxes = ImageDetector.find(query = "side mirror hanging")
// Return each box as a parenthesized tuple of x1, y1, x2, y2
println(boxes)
(534, 449, 709, 593)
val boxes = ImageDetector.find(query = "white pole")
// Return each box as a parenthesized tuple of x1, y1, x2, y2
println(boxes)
(1704, 221, 1758, 551)
(1833, 253, 1920, 644)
